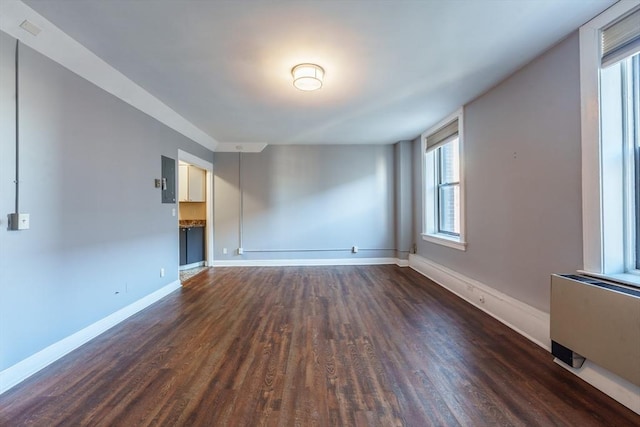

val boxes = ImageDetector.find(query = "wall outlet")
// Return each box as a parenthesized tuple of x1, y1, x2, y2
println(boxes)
(160, 268, 165, 277)
(237, 248, 244, 255)
(171, 208, 176, 217)
(352, 245, 358, 253)
(223, 248, 228, 254)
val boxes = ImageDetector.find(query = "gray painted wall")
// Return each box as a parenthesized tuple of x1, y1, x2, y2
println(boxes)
(0, 31, 213, 370)
(214, 145, 400, 260)
(413, 32, 583, 312)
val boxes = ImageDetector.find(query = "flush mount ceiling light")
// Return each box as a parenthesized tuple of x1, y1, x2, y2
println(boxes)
(291, 63, 324, 91)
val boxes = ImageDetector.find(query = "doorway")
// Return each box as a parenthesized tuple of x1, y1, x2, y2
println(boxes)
(177, 149, 214, 281)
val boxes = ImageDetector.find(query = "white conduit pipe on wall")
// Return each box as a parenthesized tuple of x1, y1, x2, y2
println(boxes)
(14, 40, 20, 214)
(242, 248, 399, 253)
(238, 152, 244, 251)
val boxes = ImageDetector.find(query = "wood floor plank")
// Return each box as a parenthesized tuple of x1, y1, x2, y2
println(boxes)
(0, 265, 638, 426)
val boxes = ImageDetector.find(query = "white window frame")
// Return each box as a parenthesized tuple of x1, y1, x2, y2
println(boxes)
(579, 0, 640, 287)
(422, 108, 467, 251)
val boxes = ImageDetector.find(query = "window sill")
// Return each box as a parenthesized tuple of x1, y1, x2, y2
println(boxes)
(577, 270, 640, 289)
(421, 233, 467, 251)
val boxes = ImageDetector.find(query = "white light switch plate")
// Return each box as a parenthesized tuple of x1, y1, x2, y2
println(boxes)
(8, 213, 29, 230)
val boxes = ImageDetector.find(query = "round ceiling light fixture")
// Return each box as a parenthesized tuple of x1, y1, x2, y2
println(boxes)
(291, 63, 324, 91)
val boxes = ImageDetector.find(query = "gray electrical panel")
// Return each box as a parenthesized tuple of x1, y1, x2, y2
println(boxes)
(161, 155, 176, 203)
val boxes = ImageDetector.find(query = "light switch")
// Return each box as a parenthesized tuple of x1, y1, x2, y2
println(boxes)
(8, 213, 29, 230)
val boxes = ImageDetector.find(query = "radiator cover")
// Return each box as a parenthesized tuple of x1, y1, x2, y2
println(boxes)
(550, 274, 640, 386)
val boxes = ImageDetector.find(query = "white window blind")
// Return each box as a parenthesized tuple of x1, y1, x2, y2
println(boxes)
(426, 119, 458, 152)
(602, 7, 640, 67)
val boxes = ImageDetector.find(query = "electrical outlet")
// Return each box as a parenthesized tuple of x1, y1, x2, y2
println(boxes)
(223, 248, 228, 254)
(160, 268, 165, 277)
(352, 245, 358, 253)
(171, 208, 176, 217)
(238, 248, 244, 255)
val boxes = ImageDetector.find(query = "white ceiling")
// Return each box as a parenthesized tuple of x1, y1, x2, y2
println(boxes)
(20, 0, 616, 147)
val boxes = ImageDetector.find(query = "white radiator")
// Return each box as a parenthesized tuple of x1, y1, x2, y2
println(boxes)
(550, 274, 640, 387)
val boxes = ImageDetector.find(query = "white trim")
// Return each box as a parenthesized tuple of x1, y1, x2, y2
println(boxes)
(579, 6, 604, 273)
(409, 253, 640, 414)
(458, 110, 466, 245)
(396, 258, 410, 267)
(554, 358, 640, 415)
(205, 169, 214, 266)
(0, 0, 218, 152)
(177, 150, 213, 172)
(212, 257, 409, 267)
(421, 233, 467, 251)
(409, 254, 550, 349)
(0, 280, 181, 395)
(179, 261, 205, 271)
(580, 0, 640, 274)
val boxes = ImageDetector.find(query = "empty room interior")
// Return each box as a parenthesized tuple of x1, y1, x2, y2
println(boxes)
(1, 0, 639, 425)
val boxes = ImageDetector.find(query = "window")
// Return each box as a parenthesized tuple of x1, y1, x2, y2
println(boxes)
(627, 53, 640, 272)
(580, 4, 640, 286)
(436, 139, 460, 235)
(629, 53, 640, 271)
(422, 109, 466, 250)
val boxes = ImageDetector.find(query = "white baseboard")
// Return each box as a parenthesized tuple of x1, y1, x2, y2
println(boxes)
(409, 254, 640, 415)
(554, 358, 640, 415)
(179, 261, 205, 271)
(409, 254, 550, 349)
(212, 257, 410, 267)
(0, 280, 181, 395)
(396, 258, 410, 267)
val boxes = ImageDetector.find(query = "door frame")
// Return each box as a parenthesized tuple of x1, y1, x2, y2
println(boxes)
(178, 149, 214, 268)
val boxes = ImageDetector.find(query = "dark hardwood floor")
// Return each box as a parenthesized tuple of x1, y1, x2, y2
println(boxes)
(1, 265, 638, 426)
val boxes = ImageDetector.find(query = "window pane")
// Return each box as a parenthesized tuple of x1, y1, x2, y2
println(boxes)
(633, 54, 640, 269)
(635, 139, 640, 270)
(438, 184, 460, 235)
(439, 138, 460, 183)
